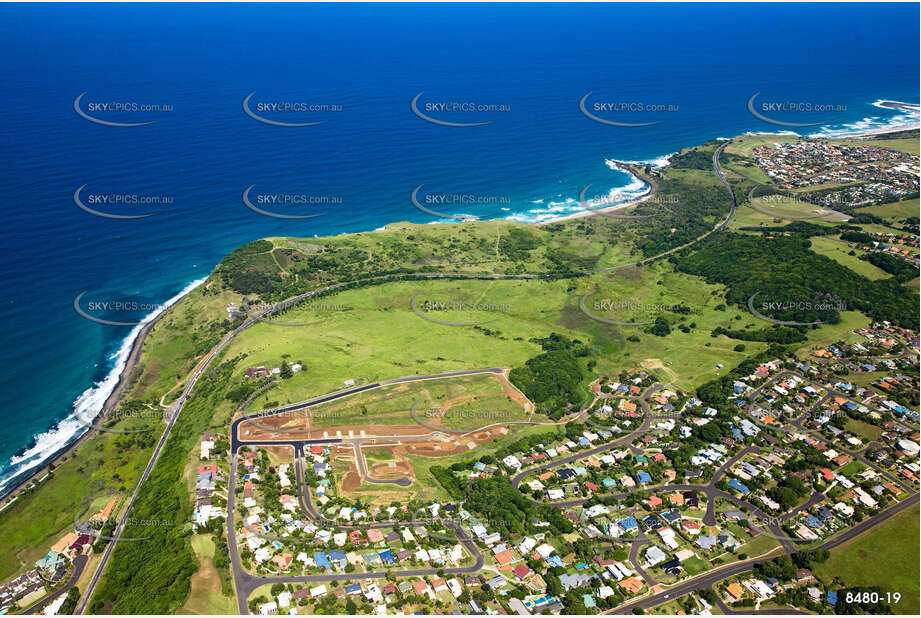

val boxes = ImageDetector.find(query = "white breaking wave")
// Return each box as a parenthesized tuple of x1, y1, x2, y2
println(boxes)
(619, 154, 675, 168)
(742, 99, 919, 140)
(807, 110, 920, 138)
(508, 160, 651, 224)
(0, 277, 207, 495)
(872, 99, 920, 112)
(744, 130, 801, 137)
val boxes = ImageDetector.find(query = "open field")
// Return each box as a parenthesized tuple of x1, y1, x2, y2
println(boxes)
(722, 159, 771, 184)
(723, 134, 792, 158)
(736, 533, 782, 558)
(750, 195, 844, 221)
(812, 503, 920, 614)
(855, 197, 919, 221)
(304, 372, 532, 430)
(808, 236, 890, 280)
(794, 311, 872, 358)
(181, 534, 235, 614)
(844, 417, 884, 442)
(233, 278, 563, 411)
(577, 263, 771, 389)
(727, 198, 847, 231)
(226, 265, 769, 414)
(831, 136, 921, 157)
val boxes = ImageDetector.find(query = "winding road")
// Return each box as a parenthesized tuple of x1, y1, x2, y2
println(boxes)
(74, 134, 917, 615)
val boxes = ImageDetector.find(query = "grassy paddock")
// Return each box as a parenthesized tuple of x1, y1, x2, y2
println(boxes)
(808, 237, 890, 280)
(812, 503, 919, 614)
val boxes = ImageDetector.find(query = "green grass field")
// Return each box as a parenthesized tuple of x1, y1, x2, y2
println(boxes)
(855, 197, 919, 221)
(724, 134, 794, 158)
(227, 261, 768, 411)
(844, 417, 884, 442)
(831, 137, 920, 157)
(292, 372, 532, 430)
(683, 555, 711, 576)
(808, 237, 890, 280)
(181, 534, 236, 614)
(737, 533, 781, 559)
(795, 311, 872, 358)
(812, 503, 920, 614)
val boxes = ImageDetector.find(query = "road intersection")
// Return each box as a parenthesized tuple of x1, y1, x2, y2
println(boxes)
(222, 372, 918, 614)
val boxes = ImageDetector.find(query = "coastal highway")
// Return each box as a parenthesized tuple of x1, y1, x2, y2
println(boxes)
(73, 273, 505, 611)
(76, 299, 265, 613)
(713, 141, 737, 230)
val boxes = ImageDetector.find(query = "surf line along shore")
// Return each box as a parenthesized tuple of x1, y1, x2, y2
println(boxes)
(0, 279, 205, 507)
(1, 124, 912, 507)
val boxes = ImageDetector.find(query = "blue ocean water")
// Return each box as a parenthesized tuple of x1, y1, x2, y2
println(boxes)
(0, 2, 918, 496)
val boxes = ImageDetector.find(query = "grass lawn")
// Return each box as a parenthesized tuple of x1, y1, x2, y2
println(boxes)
(724, 134, 794, 158)
(295, 373, 532, 430)
(808, 237, 889, 280)
(650, 599, 686, 614)
(181, 534, 236, 614)
(843, 418, 884, 442)
(728, 190, 850, 230)
(812, 503, 919, 614)
(794, 311, 872, 358)
(737, 533, 781, 559)
(837, 460, 866, 477)
(723, 160, 771, 184)
(363, 447, 395, 462)
(854, 197, 919, 221)
(749, 195, 845, 222)
(831, 137, 920, 157)
(683, 555, 710, 576)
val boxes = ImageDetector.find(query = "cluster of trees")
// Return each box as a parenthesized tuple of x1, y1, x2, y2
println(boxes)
(668, 147, 716, 170)
(58, 587, 81, 615)
(647, 316, 671, 337)
(217, 239, 284, 296)
(674, 231, 919, 330)
(767, 475, 810, 510)
(90, 356, 244, 613)
(711, 325, 807, 343)
(835, 587, 893, 614)
(634, 177, 733, 257)
(498, 227, 540, 261)
(840, 230, 874, 244)
(740, 221, 839, 238)
(860, 252, 917, 282)
(754, 550, 829, 582)
(695, 345, 789, 409)
(509, 334, 591, 420)
(443, 474, 534, 536)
